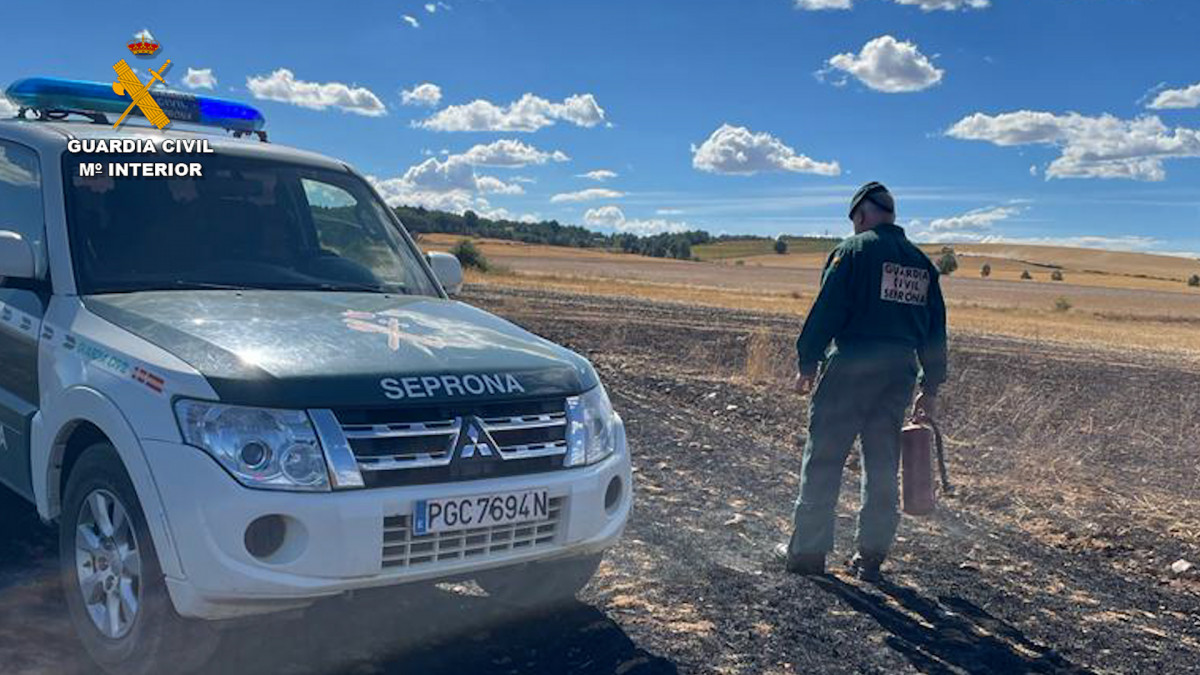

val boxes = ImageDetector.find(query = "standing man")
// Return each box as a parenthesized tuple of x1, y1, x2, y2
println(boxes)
(774, 182, 947, 582)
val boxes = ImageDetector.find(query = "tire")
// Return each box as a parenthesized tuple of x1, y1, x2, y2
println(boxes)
(59, 442, 219, 675)
(476, 554, 603, 610)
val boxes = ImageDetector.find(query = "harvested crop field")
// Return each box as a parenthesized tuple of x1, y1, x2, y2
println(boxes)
(419, 234, 1200, 355)
(1, 285, 1198, 674)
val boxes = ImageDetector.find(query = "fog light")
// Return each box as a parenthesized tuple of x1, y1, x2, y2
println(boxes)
(604, 476, 622, 513)
(245, 515, 286, 560)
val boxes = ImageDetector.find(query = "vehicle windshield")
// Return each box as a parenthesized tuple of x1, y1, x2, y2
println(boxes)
(62, 152, 440, 296)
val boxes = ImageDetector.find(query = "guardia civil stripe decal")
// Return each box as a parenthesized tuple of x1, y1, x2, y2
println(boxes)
(0, 299, 169, 396)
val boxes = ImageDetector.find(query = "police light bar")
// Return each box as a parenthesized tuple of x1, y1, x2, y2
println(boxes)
(4, 77, 266, 133)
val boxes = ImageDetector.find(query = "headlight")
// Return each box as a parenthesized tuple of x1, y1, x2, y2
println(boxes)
(565, 384, 619, 467)
(175, 400, 330, 492)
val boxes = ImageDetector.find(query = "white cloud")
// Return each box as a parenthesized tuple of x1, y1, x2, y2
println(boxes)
(418, 93, 606, 132)
(823, 35, 944, 93)
(925, 206, 1021, 234)
(402, 14, 420, 28)
(583, 205, 689, 235)
(401, 83, 443, 107)
(947, 110, 1200, 181)
(456, 139, 569, 167)
(656, 208, 685, 215)
(578, 169, 618, 181)
(583, 205, 626, 228)
(0, 94, 18, 118)
(403, 155, 521, 193)
(795, 0, 987, 10)
(1147, 82, 1200, 110)
(931, 233, 1163, 252)
(369, 141, 536, 213)
(691, 124, 841, 176)
(794, 0, 852, 8)
(619, 218, 689, 236)
(475, 175, 524, 195)
(181, 67, 217, 90)
(993, 235, 1162, 252)
(424, 1, 451, 12)
(246, 69, 386, 116)
(894, 0, 988, 9)
(402, 156, 476, 192)
(550, 188, 626, 203)
(478, 207, 540, 223)
(370, 175, 487, 213)
(910, 205, 1167, 253)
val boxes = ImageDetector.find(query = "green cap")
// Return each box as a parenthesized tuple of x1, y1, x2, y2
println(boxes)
(849, 182, 895, 218)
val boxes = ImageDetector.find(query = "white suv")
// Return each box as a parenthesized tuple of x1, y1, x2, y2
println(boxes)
(0, 79, 632, 674)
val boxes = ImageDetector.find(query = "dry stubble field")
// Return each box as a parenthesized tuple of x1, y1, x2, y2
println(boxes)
(421, 233, 1200, 356)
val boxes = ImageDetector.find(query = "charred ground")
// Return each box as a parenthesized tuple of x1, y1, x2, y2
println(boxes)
(1, 285, 1198, 674)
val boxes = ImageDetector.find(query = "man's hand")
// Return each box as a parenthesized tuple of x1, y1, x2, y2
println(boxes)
(795, 372, 816, 396)
(913, 391, 938, 422)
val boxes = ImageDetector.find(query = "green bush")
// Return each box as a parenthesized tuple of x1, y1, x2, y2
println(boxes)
(450, 239, 489, 272)
(1189, 274, 1200, 287)
(937, 248, 959, 275)
(1054, 296, 1072, 312)
(1051, 269, 1064, 281)
(1021, 270, 1033, 280)
(980, 263, 991, 278)
(774, 237, 788, 255)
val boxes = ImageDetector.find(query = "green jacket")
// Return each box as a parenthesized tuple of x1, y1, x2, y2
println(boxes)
(795, 223, 948, 394)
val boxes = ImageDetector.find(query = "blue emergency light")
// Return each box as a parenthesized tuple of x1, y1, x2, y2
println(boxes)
(4, 77, 266, 133)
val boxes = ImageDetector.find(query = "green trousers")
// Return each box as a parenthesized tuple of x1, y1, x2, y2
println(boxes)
(788, 347, 918, 557)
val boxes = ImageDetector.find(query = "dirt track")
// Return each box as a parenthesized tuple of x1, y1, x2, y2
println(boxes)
(2, 285, 1199, 674)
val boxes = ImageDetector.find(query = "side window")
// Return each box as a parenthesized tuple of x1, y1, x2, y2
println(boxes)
(0, 140, 45, 276)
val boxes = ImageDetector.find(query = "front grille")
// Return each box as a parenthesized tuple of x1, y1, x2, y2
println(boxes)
(335, 398, 571, 488)
(381, 497, 564, 569)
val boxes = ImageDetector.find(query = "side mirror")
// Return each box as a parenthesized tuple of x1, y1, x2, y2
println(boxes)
(0, 231, 35, 280)
(426, 251, 463, 296)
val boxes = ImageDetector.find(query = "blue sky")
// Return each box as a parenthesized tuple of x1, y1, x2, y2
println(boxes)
(4, 0, 1200, 254)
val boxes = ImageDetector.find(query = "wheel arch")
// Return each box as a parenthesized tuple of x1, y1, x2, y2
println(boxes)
(33, 386, 186, 579)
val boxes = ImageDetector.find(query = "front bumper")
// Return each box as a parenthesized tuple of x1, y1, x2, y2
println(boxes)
(141, 438, 632, 620)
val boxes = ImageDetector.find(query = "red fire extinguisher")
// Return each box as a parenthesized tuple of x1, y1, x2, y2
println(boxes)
(901, 418, 951, 516)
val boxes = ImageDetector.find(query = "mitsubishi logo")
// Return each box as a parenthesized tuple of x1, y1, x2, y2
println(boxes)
(457, 418, 496, 459)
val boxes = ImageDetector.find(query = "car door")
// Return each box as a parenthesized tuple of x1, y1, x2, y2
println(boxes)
(0, 139, 48, 501)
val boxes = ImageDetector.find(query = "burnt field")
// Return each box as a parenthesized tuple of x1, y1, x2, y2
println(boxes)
(2, 285, 1199, 674)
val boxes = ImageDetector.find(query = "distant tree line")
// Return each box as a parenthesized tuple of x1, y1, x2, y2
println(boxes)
(393, 206, 713, 260)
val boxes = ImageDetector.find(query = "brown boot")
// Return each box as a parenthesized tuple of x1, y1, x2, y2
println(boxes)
(773, 543, 826, 575)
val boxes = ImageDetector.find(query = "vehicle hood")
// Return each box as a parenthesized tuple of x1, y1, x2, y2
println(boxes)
(83, 291, 597, 408)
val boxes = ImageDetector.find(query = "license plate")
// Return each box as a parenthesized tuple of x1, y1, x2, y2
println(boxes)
(413, 489, 549, 536)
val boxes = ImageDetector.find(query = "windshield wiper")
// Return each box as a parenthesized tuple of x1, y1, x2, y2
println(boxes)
(169, 281, 261, 291)
(89, 281, 259, 293)
(243, 280, 403, 294)
(94, 280, 406, 294)
(313, 282, 402, 294)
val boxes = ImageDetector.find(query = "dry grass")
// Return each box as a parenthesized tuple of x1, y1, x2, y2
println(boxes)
(429, 233, 1200, 357)
(464, 268, 1200, 357)
(711, 249, 1199, 294)
(743, 329, 791, 384)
